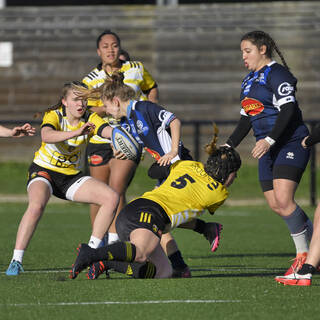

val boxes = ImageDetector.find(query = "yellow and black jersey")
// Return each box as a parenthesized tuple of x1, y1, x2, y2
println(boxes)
(33, 106, 108, 175)
(82, 60, 157, 144)
(141, 160, 228, 231)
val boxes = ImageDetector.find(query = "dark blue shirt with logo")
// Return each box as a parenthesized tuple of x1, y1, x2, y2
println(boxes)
(120, 100, 191, 161)
(240, 61, 308, 142)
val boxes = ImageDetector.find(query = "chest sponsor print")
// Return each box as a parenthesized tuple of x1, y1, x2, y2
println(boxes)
(241, 97, 265, 116)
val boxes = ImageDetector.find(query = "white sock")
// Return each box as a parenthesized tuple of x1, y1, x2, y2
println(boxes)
(291, 229, 309, 253)
(88, 235, 102, 249)
(12, 249, 24, 263)
(107, 232, 119, 244)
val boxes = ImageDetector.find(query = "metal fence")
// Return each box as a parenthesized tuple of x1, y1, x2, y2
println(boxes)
(1, 119, 319, 206)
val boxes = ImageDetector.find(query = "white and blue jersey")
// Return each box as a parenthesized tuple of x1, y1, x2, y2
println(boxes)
(240, 61, 308, 142)
(120, 100, 191, 162)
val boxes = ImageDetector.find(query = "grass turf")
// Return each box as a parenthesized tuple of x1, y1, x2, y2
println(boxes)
(0, 203, 319, 320)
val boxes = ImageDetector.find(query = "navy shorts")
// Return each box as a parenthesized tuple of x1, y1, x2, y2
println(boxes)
(116, 198, 171, 241)
(259, 138, 310, 192)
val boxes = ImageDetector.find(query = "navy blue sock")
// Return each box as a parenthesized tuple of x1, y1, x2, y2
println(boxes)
(282, 205, 309, 234)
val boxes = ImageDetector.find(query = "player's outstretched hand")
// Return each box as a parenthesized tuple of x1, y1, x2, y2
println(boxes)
(12, 123, 36, 137)
(78, 122, 95, 136)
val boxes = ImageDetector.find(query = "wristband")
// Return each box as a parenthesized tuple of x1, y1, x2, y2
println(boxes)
(265, 136, 275, 146)
(222, 143, 231, 148)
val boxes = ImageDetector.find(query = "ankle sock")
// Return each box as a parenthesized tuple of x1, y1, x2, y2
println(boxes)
(298, 263, 316, 275)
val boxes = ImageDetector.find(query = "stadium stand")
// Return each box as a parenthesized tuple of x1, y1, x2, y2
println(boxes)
(0, 2, 320, 160)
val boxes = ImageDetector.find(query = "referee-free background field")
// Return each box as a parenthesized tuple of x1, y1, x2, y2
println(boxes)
(1, 162, 320, 319)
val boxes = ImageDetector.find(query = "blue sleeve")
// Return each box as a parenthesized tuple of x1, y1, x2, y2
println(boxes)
(145, 103, 176, 128)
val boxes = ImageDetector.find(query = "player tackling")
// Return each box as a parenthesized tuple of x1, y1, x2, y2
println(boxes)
(70, 131, 241, 279)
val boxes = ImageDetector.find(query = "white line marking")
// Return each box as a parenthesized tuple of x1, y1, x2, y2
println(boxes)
(0, 267, 284, 275)
(2, 300, 241, 307)
(0, 269, 70, 274)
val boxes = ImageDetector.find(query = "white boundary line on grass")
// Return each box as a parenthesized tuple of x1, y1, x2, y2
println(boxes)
(3, 299, 241, 307)
(0, 266, 283, 275)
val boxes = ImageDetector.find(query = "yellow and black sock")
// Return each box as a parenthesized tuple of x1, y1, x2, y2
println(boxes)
(95, 241, 136, 262)
(106, 261, 157, 278)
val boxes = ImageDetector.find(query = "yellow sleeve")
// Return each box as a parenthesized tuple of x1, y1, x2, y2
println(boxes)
(41, 110, 60, 130)
(139, 62, 156, 92)
(88, 112, 109, 136)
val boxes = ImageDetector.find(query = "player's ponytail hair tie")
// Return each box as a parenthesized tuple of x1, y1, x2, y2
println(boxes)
(204, 123, 241, 184)
(204, 123, 219, 156)
(101, 71, 136, 102)
(109, 71, 125, 85)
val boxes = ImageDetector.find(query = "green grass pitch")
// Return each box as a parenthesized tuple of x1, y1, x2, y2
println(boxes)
(1, 202, 319, 320)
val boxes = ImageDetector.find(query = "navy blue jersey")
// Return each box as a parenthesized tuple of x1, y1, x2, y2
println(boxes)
(240, 61, 307, 142)
(120, 100, 190, 162)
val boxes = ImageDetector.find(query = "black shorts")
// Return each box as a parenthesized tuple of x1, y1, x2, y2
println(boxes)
(116, 198, 171, 241)
(87, 142, 114, 167)
(260, 165, 306, 192)
(258, 139, 309, 192)
(27, 162, 90, 200)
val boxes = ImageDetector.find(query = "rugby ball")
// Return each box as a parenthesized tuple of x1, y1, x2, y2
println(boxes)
(111, 126, 142, 162)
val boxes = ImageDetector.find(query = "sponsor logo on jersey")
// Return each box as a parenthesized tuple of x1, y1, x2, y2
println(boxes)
(241, 97, 264, 116)
(136, 120, 144, 131)
(278, 82, 294, 96)
(122, 123, 131, 133)
(135, 119, 148, 135)
(258, 73, 266, 83)
(158, 110, 171, 122)
(144, 147, 161, 160)
(286, 152, 294, 160)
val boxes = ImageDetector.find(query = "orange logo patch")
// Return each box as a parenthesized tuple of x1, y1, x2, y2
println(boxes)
(90, 155, 103, 165)
(37, 171, 51, 181)
(241, 97, 264, 116)
(144, 147, 161, 161)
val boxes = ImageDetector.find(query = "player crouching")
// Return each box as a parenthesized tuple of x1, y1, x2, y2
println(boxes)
(70, 136, 241, 279)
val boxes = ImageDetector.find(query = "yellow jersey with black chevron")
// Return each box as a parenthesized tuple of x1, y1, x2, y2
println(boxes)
(141, 160, 228, 231)
(33, 106, 107, 175)
(82, 61, 156, 144)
